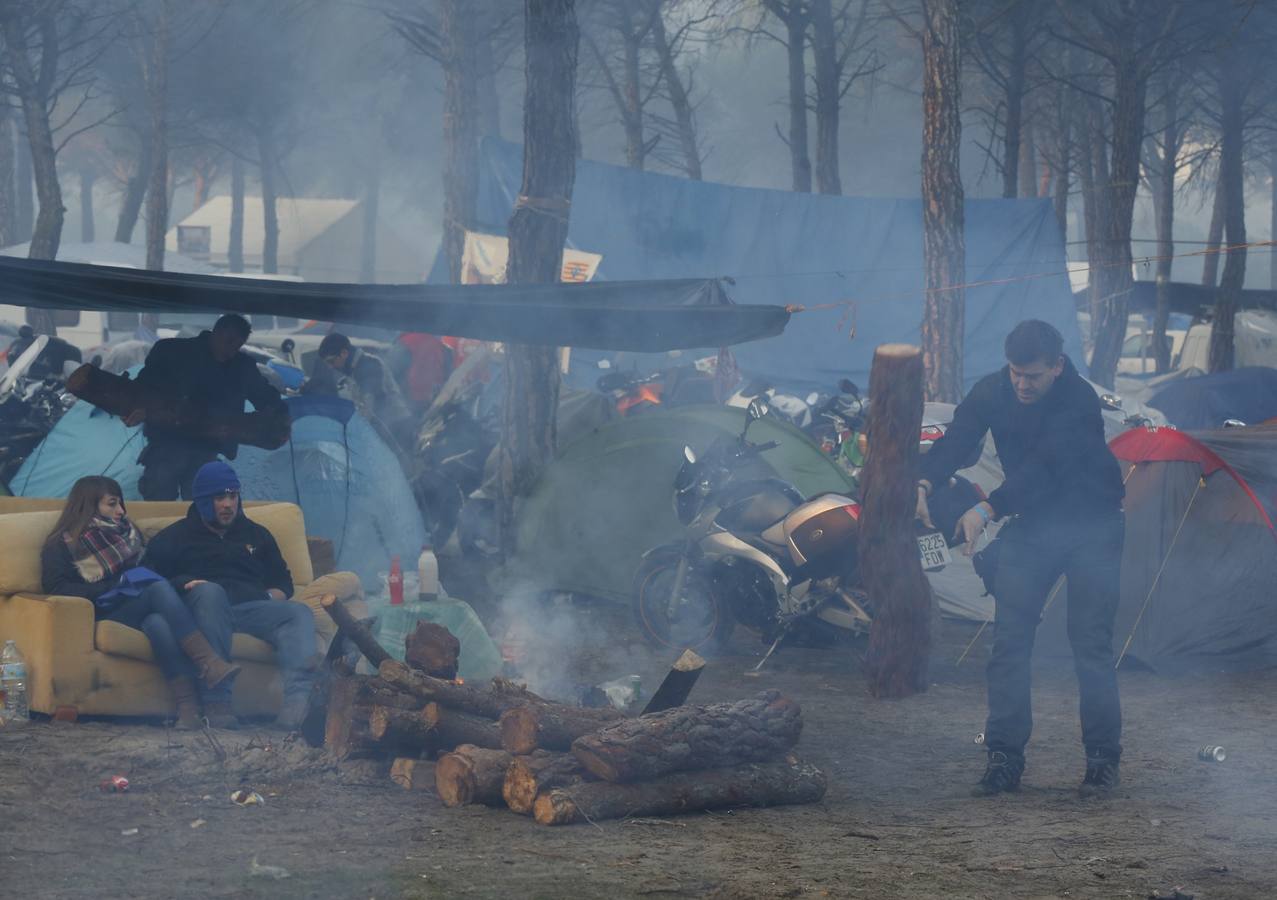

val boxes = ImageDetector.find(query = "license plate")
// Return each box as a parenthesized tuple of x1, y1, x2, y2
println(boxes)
(917, 532, 951, 570)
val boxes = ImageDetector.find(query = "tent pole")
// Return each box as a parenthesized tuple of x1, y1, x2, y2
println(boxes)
(1115, 476, 1204, 669)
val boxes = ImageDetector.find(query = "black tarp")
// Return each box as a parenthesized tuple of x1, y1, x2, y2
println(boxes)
(0, 257, 789, 352)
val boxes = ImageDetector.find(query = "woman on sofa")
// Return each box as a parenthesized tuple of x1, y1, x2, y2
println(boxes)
(41, 476, 240, 728)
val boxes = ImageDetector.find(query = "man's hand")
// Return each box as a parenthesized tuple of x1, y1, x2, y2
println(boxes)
(267, 588, 287, 601)
(184, 579, 208, 591)
(123, 408, 146, 427)
(916, 481, 934, 529)
(953, 502, 994, 557)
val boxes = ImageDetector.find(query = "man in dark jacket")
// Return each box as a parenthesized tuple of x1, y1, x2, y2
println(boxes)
(917, 320, 1126, 798)
(145, 461, 319, 730)
(128, 314, 286, 500)
(316, 332, 415, 447)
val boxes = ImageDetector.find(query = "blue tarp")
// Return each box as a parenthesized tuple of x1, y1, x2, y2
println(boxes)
(450, 139, 1085, 391)
(11, 392, 428, 589)
(1148, 368, 1277, 430)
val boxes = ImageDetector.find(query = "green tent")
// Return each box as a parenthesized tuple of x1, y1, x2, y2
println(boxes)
(511, 405, 855, 603)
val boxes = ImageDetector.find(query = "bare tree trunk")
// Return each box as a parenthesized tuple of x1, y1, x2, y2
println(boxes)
(257, 125, 279, 274)
(1209, 61, 1246, 374)
(114, 136, 150, 244)
(15, 122, 34, 243)
(617, 8, 647, 170)
(0, 110, 14, 246)
(474, 8, 502, 140)
(360, 152, 380, 283)
(1017, 119, 1037, 199)
(1201, 165, 1224, 288)
(78, 167, 96, 243)
(1078, 101, 1109, 345)
(783, 7, 811, 193)
(1150, 84, 1178, 374)
(498, 0, 579, 555)
(1271, 144, 1277, 292)
(1000, 6, 1027, 199)
(229, 155, 245, 272)
(1050, 95, 1070, 241)
(919, 0, 964, 402)
(143, 2, 170, 272)
(441, 0, 480, 282)
(651, 10, 701, 180)
(810, 0, 841, 195)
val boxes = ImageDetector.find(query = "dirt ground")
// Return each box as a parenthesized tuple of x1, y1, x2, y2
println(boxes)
(3, 608, 1276, 900)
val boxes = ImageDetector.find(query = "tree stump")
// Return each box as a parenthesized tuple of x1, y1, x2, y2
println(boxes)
(533, 756, 826, 826)
(860, 344, 934, 698)
(405, 622, 460, 679)
(499, 702, 624, 755)
(571, 691, 802, 783)
(434, 745, 514, 807)
(503, 752, 591, 816)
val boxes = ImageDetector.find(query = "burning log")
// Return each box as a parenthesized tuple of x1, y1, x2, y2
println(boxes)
(503, 752, 591, 816)
(434, 745, 514, 807)
(533, 756, 827, 826)
(390, 757, 433, 792)
(322, 595, 392, 668)
(572, 691, 802, 783)
(641, 649, 706, 714)
(499, 702, 625, 755)
(404, 622, 461, 679)
(378, 660, 540, 719)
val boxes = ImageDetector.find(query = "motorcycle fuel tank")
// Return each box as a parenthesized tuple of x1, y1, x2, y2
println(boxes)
(766, 492, 859, 569)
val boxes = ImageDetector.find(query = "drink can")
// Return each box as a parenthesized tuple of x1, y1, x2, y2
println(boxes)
(100, 775, 130, 792)
(1198, 745, 1226, 763)
(974, 732, 985, 745)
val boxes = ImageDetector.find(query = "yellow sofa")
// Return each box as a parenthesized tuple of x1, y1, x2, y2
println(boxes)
(0, 499, 318, 719)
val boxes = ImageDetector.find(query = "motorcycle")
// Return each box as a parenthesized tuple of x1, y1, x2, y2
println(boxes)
(631, 397, 981, 658)
(0, 336, 76, 486)
(411, 381, 498, 552)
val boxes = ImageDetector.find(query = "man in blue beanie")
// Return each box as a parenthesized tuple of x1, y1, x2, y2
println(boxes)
(146, 461, 322, 730)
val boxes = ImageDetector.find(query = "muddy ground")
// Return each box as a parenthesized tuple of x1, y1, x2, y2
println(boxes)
(2, 607, 1276, 900)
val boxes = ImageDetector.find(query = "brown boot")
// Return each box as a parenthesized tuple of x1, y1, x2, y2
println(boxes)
(168, 676, 201, 730)
(179, 632, 241, 691)
(203, 699, 240, 730)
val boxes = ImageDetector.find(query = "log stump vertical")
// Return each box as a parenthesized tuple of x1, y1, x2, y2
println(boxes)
(861, 344, 934, 698)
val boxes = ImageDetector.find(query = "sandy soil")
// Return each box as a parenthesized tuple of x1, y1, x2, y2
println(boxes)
(2, 612, 1275, 900)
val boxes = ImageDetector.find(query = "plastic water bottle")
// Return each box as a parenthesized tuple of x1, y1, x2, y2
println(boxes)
(418, 545, 439, 602)
(1, 640, 29, 725)
(388, 555, 404, 606)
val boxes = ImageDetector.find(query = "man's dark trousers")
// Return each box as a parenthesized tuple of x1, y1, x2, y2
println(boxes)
(986, 511, 1124, 762)
(138, 441, 217, 501)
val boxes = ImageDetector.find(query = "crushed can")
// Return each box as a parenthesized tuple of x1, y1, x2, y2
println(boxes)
(974, 732, 985, 745)
(1198, 745, 1226, 763)
(99, 775, 130, 792)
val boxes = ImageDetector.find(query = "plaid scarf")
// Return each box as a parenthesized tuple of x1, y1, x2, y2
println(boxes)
(65, 516, 146, 584)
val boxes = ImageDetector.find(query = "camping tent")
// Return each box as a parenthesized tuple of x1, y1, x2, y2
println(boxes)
(1043, 425, 1277, 673)
(1147, 367, 1277, 430)
(459, 138, 1085, 391)
(10, 393, 427, 589)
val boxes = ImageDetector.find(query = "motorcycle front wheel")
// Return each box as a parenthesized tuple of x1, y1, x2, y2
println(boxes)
(631, 549, 735, 653)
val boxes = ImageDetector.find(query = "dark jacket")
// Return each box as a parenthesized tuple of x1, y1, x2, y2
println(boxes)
(144, 505, 294, 604)
(40, 539, 114, 604)
(919, 357, 1124, 521)
(134, 331, 285, 458)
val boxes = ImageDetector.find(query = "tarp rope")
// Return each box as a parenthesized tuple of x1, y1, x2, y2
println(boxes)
(1115, 474, 1205, 669)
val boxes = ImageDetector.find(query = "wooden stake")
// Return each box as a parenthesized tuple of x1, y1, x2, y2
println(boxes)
(641, 649, 706, 714)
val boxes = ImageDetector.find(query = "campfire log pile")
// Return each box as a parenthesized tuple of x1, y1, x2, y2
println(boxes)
(321, 609, 828, 825)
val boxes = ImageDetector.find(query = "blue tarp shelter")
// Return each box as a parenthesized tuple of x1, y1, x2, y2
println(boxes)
(11, 392, 427, 589)
(449, 139, 1085, 391)
(1148, 368, 1277, 430)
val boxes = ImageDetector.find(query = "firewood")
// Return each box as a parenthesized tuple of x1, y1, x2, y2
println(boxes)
(499, 702, 624, 755)
(353, 676, 421, 710)
(503, 752, 590, 816)
(378, 660, 540, 719)
(533, 755, 827, 826)
(369, 705, 434, 750)
(422, 702, 503, 750)
(572, 691, 802, 783)
(325, 675, 376, 760)
(322, 595, 392, 668)
(390, 757, 433, 792)
(641, 649, 706, 714)
(861, 343, 934, 698)
(434, 745, 514, 807)
(404, 622, 461, 679)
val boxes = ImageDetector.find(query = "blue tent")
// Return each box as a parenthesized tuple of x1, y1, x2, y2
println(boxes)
(1148, 368, 1277, 430)
(448, 139, 1085, 391)
(11, 393, 427, 589)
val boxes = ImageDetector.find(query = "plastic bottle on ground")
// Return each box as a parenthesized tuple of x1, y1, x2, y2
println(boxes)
(1, 640, 29, 725)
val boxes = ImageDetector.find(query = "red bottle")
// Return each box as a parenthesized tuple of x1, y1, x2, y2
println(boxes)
(388, 555, 404, 606)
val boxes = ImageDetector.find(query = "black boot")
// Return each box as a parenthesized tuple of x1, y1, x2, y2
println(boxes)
(971, 751, 1024, 796)
(1078, 753, 1120, 798)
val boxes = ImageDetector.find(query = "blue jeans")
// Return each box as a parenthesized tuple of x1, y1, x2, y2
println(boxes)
(103, 581, 200, 679)
(184, 582, 318, 703)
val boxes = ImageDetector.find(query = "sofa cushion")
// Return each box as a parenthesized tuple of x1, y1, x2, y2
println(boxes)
(0, 502, 312, 596)
(95, 620, 277, 664)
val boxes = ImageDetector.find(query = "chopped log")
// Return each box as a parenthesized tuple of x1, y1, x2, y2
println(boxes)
(369, 705, 434, 750)
(434, 745, 514, 807)
(404, 622, 461, 679)
(324, 675, 374, 760)
(572, 691, 802, 783)
(378, 660, 540, 719)
(641, 649, 707, 714)
(390, 757, 434, 792)
(503, 752, 590, 816)
(861, 343, 934, 699)
(423, 702, 503, 750)
(352, 676, 421, 710)
(499, 702, 624, 755)
(322, 595, 392, 668)
(534, 755, 827, 826)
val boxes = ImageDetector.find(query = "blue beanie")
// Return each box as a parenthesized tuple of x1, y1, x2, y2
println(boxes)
(192, 461, 241, 522)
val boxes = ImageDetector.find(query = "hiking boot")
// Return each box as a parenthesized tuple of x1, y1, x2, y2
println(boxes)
(203, 699, 240, 730)
(168, 676, 201, 731)
(1078, 756, 1120, 798)
(971, 751, 1023, 796)
(179, 632, 241, 691)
